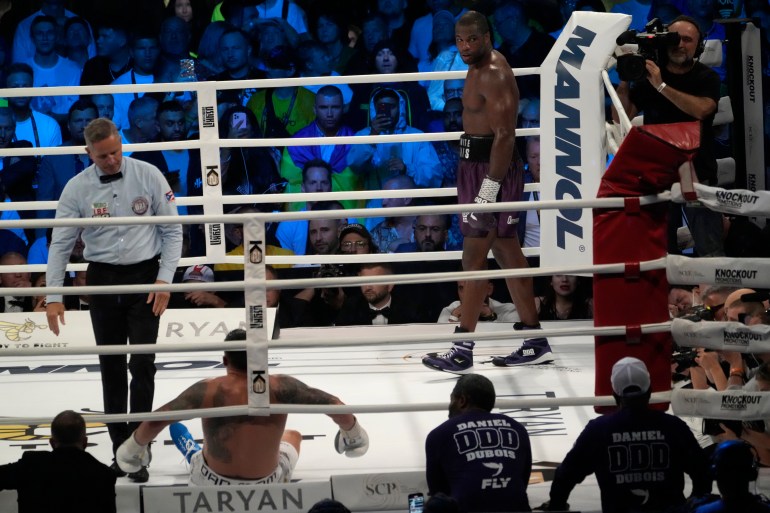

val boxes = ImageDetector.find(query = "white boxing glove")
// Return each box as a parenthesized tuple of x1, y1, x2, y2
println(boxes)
(334, 417, 369, 457)
(116, 433, 151, 473)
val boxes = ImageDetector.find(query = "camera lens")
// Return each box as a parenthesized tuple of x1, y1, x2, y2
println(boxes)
(617, 54, 647, 82)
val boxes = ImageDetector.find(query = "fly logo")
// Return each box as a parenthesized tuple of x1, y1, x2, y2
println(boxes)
(481, 477, 511, 489)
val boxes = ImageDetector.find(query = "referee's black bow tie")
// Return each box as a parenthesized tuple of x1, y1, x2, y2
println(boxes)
(100, 172, 123, 183)
(369, 307, 391, 319)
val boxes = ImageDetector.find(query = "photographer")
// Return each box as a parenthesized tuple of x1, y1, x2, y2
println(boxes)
(613, 15, 723, 257)
(673, 287, 738, 391)
(720, 289, 770, 392)
(290, 224, 378, 327)
(693, 290, 770, 460)
(672, 287, 744, 451)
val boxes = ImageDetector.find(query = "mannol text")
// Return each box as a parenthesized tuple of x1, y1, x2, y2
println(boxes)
(554, 25, 597, 250)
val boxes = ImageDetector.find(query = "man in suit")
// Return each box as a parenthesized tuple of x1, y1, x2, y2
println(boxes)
(335, 263, 417, 326)
(0, 410, 116, 513)
(36, 99, 99, 238)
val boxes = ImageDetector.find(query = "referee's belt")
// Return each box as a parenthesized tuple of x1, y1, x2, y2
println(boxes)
(89, 255, 160, 272)
(459, 134, 494, 162)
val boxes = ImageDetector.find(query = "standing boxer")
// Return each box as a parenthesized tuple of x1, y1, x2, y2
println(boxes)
(46, 117, 182, 481)
(422, 11, 551, 375)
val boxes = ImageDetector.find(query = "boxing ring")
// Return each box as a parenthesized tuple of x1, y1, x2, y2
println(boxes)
(1, 11, 770, 513)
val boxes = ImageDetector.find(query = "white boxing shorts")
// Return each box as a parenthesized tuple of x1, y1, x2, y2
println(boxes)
(189, 442, 299, 486)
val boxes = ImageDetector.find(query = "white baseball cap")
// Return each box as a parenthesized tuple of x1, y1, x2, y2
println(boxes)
(611, 357, 651, 397)
(182, 265, 214, 283)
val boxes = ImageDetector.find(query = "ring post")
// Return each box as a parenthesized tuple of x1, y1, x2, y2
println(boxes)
(539, 12, 630, 269)
(244, 215, 269, 414)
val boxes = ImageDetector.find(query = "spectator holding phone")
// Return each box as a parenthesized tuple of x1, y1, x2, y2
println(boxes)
(218, 106, 282, 207)
(347, 88, 441, 191)
(157, 16, 193, 74)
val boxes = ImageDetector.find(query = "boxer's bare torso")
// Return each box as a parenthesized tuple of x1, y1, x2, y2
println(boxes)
(151, 372, 347, 480)
(455, 23, 518, 185)
(461, 49, 518, 139)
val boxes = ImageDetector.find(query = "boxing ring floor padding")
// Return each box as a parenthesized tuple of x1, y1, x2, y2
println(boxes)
(0, 320, 713, 513)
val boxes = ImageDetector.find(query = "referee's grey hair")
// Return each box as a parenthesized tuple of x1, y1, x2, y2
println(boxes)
(84, 117, 120, 145)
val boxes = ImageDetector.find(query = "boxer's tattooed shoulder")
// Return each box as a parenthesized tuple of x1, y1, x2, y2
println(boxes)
(272, 375, 339, 405)
(165, 381, 207, 410)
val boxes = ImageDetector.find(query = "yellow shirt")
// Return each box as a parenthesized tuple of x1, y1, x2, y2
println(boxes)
(214, 244, 295, 271)
(246, 87, 316, 137)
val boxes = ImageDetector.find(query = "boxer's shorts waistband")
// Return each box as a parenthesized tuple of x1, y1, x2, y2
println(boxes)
(459, 134, 494, 162)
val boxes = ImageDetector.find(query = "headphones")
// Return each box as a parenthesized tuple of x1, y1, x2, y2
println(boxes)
(667, 15, 705, 60)
(711, 440, 759, 482)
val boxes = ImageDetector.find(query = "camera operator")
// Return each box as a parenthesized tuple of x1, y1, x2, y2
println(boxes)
(613, 15, 723, 258)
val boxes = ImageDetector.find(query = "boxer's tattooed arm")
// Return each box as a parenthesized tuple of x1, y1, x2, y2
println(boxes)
(272, 375, 342, 405)
(135, 381, 208, 444)
(274, 375, 356, 431)
(159, 381, 207, 411)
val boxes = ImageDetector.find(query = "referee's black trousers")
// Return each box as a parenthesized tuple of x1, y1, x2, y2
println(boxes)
(87, 257, 160, 456)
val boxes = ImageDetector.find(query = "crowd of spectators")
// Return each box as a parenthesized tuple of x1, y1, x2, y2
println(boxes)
(2, 5, 770, 331)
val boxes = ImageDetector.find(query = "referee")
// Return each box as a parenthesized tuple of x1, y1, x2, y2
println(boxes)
(45, 118, 182, 482)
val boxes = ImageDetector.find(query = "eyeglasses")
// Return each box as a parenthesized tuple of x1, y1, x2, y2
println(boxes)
(341, 240, 369, 249)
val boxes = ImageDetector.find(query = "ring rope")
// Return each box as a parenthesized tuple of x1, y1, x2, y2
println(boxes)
(602, 69, 633, 134)
(0, 185, 467, 212)
(2, 248, 542, 276)
(1, 257, 670, 298)
(0, 129, 540, 158)
(0, 322, 674, 358)
(0, 391, 671, 427)
(0, 68, 540, 103)
(0, 194, 672, 229)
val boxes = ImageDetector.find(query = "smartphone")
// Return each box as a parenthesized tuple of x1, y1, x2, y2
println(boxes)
(702, 418, 743, 437)
(231, 112, 247, 128)
(408, 493, 424, 513)
(376, 102, 390, 116)
(179, 58, 197, 81)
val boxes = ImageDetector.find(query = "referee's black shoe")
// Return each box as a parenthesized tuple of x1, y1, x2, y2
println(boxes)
(109, 460, 127, 477)
(128, 466, 149, 483)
